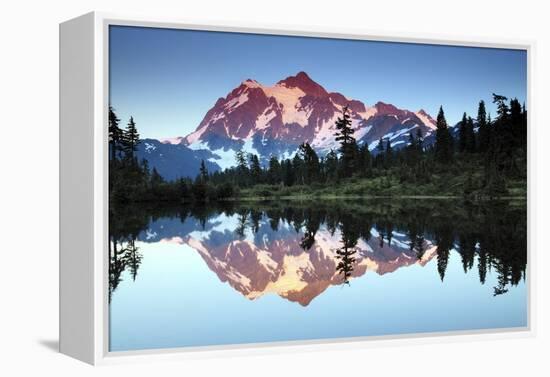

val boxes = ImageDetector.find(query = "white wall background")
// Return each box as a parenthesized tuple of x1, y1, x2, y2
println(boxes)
(1, 0, 548, 375)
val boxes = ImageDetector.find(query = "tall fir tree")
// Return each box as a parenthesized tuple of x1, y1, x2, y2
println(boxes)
(465, 116, 476, 153)
(235, 150, 248, 185)
(335, 221, 358, 285)
(491, 93, 514, 173)
(477, 100, 489, 152)
(334, 106, 356, 177)
(493, 93, 509, 122)
(509, 98, 524, 149)
(108, 106, 123, 161)
(122, 116, 140, 162)
(249, 154, 262, 184)
(268, 155, 281, 184)
(458, 112, 468, 153)
(434, 106, 453, 163)
(298, 142, 320, 184)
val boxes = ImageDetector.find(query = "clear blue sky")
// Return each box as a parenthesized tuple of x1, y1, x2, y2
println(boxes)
(109, 25, 527, 140)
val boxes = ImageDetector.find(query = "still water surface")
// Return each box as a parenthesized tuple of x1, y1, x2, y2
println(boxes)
(109, 200, 527, 351)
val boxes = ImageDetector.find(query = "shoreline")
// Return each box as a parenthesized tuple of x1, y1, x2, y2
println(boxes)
(220, 194, 527, 202)
(111, 194, 527, 207)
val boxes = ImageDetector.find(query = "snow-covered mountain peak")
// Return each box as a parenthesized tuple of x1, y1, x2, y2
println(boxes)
(276, 71, 328, 98)
(415, 109, 437, 130)
(175, 72, 439, 168)
(241, 78, 261, 89)
(375, 101, 402, 115)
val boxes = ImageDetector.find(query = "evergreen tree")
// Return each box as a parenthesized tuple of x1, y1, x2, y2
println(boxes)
(434, 106, 453, 163)
(107, 90, 527, 204)
(408, 132, 417, 149)
(358, 144, 372, 176)
(191, 179, 208, 202)
(385, 138, 393, 166)
(406, 132, 421, 167)
(108, 106, 123, 161)
(177, 177, 190, 199)
(292, 153, 304, 185)
(509, 98, 524, 148)
(335, 221, 359, 285)
(415, 128, 424, 152)
(199, 159, 209, 182)
(478, 247, 488, 285)
(283, 159, 294, 186)
(126, 239, 142, 282)
(376, 137, 384, 154)
(235, 150, 248, 185)
(477, 100, 489, 152)
(298, 142, 320, 184)
(491, 94, 514, 173)
(334, 106, 356, 177)
(141, 159, 150, 181)
(493, 93, 509, 122)
(150, 167, 164, 189)
(465, 116, 476, 153)
(435, 226, 453, 281)
(122, 116, 140, 161)
(235, 150, 247, 171)
(268, 155, 281, 184)
(458, 112, 468, 153)
(249, 154, 262, 183)
(324, 150, 338, 182)
(375, 137, 385, 168)
(520, 102, 528, 148)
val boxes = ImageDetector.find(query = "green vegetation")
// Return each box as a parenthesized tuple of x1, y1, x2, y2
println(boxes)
(109, 94, 527, 204)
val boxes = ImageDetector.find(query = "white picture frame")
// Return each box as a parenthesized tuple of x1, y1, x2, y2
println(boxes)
(59, 11, 535, 365)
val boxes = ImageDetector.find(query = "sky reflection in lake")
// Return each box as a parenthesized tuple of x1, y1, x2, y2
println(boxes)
(109, 200, 527, 351)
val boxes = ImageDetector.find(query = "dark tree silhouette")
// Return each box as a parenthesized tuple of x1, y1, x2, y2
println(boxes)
(249, 154, 262, 183)
(477, 100, 489, 152)
(298, 142, 320, 184)
(335, 219, 360, 285)
(199, 159, 209, 182)
(459, 112, 468, 153)
(109, 106, 123, 161)
(334, 106, 356, 177)
(435, 106, 453, 163)
(122, 116, 140, 161)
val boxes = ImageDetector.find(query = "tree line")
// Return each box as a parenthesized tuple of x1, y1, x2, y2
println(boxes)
(109, 93, 527, 203)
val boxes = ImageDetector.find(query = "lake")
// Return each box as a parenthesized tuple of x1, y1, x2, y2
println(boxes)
(108, 199, 527, 352)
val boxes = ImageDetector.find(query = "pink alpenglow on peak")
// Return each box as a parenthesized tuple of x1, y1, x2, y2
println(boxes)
(276, 71, 329, 98)
(415, 109, 437, 130)
(180, 72, 438, 165)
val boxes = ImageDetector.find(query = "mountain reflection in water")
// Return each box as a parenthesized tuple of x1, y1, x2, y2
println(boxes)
(109, 200, 527, 306)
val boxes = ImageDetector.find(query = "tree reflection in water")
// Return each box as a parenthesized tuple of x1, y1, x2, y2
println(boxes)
(108, 199, 527, 301)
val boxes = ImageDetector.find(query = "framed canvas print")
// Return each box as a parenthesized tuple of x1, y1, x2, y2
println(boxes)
(59, 12, 533, 365)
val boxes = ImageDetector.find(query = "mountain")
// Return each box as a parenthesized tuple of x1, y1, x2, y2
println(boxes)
(139, 212, 437, 306)
(182, 227, 437, 306)
(170, 71, 437, 169)
(135, 138, 221, 181)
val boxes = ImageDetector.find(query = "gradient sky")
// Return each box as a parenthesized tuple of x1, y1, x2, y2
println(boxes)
(109, 25, 527, 140)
